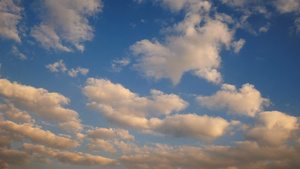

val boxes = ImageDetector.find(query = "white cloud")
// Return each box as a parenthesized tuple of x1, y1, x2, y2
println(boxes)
(23, 143, 118, 166)
(31, 0, 102, 52)
(0, 119, 79, 149)
(197, 83, 270, 117)
(83, 78, 188, 129)
(274, 0, 300, 13)
(46, 60, 89, 77)
(0, 0, 22, 42)
(11, 46, 27, 60)
(0, 78, 82, 132)
(131, 1, 238, 85)
(150, 114, 231, 141)
(68, 67, 89, 77)
(246, 111, 299, 147)
(46, 60, 67, 72)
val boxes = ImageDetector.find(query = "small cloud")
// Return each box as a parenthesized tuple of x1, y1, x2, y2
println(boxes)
(232, 39, 246, 53)
(111, 58, 130, 72)
(46, 60, 67, 72)
(46, 60, 89, 77)
(68, 67, 89, 77)
(11, 46, 27, 60)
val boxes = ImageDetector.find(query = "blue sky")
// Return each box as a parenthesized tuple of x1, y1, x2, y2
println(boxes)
(0, 0, 300, 169)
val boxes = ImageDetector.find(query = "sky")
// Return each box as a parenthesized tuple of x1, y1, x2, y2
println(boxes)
(0, 0, 300, 169)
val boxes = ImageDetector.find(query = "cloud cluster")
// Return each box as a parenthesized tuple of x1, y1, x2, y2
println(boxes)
(46, 60, 89, 77)
(131, 0, 244, 85)
(0, 0, 22, 42)
(83, 78, 234, 141)
(0, 78, 82, 132)
(197, 83, 270, 117)
(31, 0, 102, 52)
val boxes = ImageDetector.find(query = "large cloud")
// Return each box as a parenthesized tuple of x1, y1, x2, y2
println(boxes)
(0, 147, 29, 169)
(83, 78, 188, 128)
(31, 0, 102, 52)
(0, 78, 82, 132)
(197, 83, 270, 117)
(0, 0, 22, 42)
(120, 141, 300, 169)
(131, 0, 242, 85)
(246, 111, 299, 147)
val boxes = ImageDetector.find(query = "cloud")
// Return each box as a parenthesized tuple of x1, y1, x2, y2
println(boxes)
(0, 103, 33, 123)
(120, 141, 300, 169)
(131, 1, 238, 85)
(85, 127, 135, 153)
(197, 83, 270, 117)
(0, 78, 82, 132)
(68, 67, 89, 77)
(11, 46, 27, 60)
(274, 0, 300, 13)
(150, 114, 231, 141)
(111, 57, 130, 72)
(46, 60, 89, 77)
(231, 38, 246, 53)
(46, 60, 67, 72)
(0, 0, 22, 42)
(31, 0, 102, 52)
(0, 119, 79, 149)
(245, 111, 299, 147)
(83, 78, 188, 128)
(23, 143, 119, 166)
(0, 147, 29, 168)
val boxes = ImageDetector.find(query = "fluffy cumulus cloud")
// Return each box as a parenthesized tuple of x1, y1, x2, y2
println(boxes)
(31, 0, 102, 52)
(197, 83, 270, 117)
(0, 147, 29, 169)
(131, 0, 243, 85)
(83, 78, 188, 129)
(23, 143, 118, 166)
(246, 111, 299, 147)
(0, 78, 82, 132)
(150, 114, 231, 141)
(0, 0, 22, 42)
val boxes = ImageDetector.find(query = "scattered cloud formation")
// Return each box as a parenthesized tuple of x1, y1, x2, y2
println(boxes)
(46, 60, 89, 77)
(31, 0, 102, 52)
(197, 83, 270, 117)
(0, 0, 22, 42)
(274, 0, 300, 13)
(0, 78, 82, 132)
